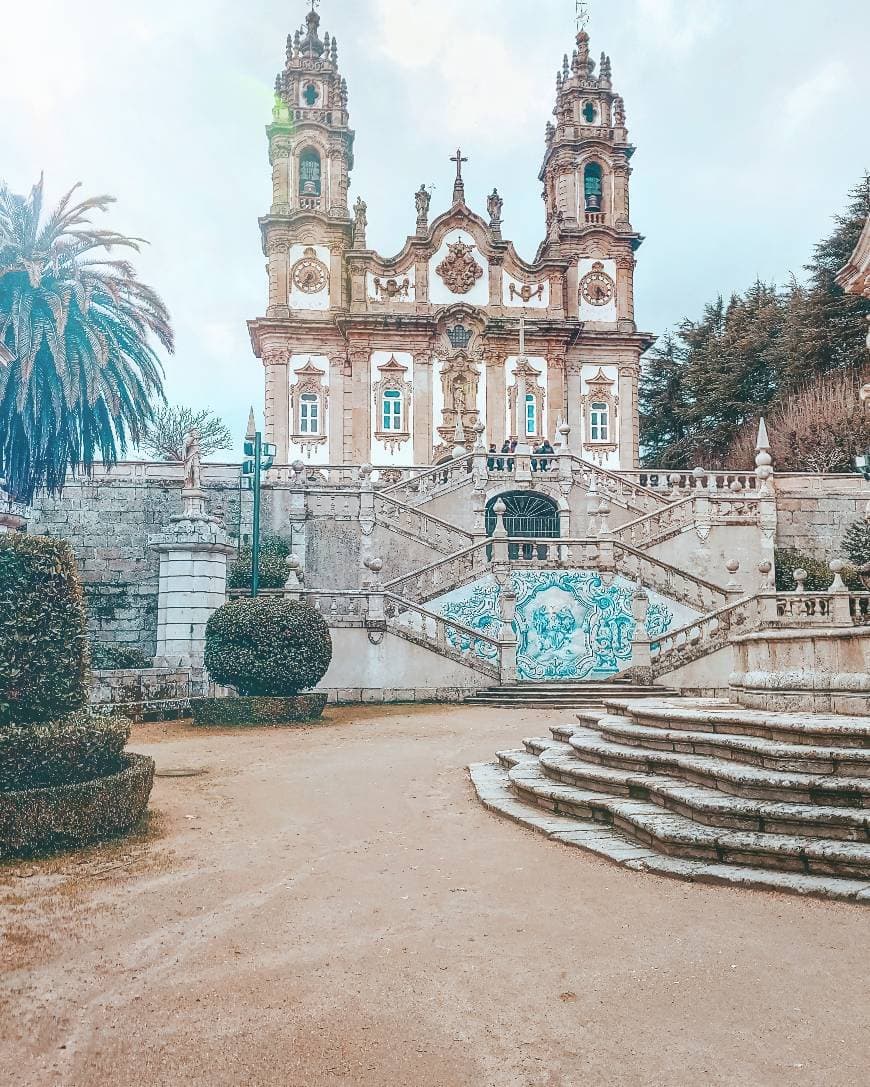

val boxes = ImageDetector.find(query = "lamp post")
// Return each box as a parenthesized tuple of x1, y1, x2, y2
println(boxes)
(855, 451, 870, 483)
(241, 409, 276, 597)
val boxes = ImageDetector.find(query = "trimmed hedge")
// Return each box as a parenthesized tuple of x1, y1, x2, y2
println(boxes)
(228, 535, 292, 591)
(204, 596, 332, 696)
(89, 642, 153, 671)
(0, 753, 154, 858)
(190, 693, 327, 727)
(0, 710, 131, 790)
(0, 534, 89, 725)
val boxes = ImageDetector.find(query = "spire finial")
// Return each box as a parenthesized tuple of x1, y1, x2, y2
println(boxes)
(246, 407, 257, 441)
(576, 0, 590, 33)
(450, 148, 468, 203)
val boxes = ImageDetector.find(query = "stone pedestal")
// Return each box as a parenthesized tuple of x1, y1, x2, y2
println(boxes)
(148, 489, 234, 668)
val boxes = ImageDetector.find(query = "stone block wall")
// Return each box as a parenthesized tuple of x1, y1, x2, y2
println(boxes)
(774, 475, 869, 559)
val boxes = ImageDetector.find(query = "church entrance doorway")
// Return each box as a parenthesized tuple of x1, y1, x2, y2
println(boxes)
(485, 492, 560, 560)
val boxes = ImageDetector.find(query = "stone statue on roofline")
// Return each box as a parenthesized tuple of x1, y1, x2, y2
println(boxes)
(415, 184, 431, 222)
(353, 196, 368, 248)
(182, 427, 202, 493)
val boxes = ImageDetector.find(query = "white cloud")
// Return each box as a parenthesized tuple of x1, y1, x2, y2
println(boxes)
(632, 0, 721, 54)
(367, 0, 549, 147)
(781, 61, 849, 135)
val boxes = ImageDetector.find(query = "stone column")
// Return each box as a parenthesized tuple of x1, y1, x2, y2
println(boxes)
(263, 346, 290, 461)
(547, 355, 565, 441)
(489, 258, 503, 308)
(631, 589, 652, 683)
(612, 163, 630, 225)
(412, 351, 433, 463)
(149, 489, 233, 668)
(266, 237, 290, 319)
(269, 135, 292, 211)
(615, 255, 636, 323)
(618, 364, 638, 469)
(484, 350, 506, 450)
(328, 352, 346, 464)
(350, 348, 371, 462)
(565, 360, 584, 454)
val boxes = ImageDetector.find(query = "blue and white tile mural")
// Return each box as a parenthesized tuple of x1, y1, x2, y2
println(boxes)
(435, 571, 700, 682)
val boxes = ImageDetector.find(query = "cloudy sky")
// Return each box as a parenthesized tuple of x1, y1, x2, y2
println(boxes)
(2, 0, 868, 455)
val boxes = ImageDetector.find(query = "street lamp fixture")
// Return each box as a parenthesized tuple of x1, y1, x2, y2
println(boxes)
(241, 410, 277, 597)
(856, 452, 870, 483)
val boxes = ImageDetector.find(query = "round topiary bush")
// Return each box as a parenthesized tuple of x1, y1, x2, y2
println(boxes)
(0, 534, 154, 856)
(204, 596, 332, 696)
(227, 535, 292, 591)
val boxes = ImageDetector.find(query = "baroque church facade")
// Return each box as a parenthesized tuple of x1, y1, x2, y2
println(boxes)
(247, 4, 651, 471)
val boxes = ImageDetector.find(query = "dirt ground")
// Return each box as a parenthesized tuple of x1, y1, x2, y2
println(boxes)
(1, 704, 869, 1087)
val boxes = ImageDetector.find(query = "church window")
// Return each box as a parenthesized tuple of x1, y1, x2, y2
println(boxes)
(382, 389, 403, 432)
(299, 149, 322, 197)
(582, 100, 598, 124)
(447, 324, 472, 350)
(303, 83, 319, 107)
(525, 394, 537, 437)
(590, 402, 609, 442)
(584, 162, 603, 212)
(300, 393, 320, 434)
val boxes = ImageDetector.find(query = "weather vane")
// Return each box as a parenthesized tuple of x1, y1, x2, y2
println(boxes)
(576, 0, 590, 33)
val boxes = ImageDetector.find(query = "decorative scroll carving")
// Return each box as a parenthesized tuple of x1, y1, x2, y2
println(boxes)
(372, 355, 413, 451)
(290, 359, 329, 451)
(436, 354, 481, 446)
(508, 282, 545, 304)
(436, 239, 483, 295)
(373, 276, 411, 301)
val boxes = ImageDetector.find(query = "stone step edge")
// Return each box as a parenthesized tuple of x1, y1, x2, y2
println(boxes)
(571, 717, 870, 776)
(520, 740, 870, 841)
(566, 727, 870, 802)
(603, 699, 870, 748)
(502, 753, 870, 878)
(468, 761, 870, 905)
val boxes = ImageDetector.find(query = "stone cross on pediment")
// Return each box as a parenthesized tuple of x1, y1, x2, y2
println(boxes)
(451, 148, 468, 203)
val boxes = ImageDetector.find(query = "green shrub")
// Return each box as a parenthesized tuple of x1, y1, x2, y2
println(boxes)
(774, 547, 863, 592)
(0, 534, 89, 725)
(0, 710, 130, 790)
(842, 517, 870, 567)
(204, 596, 332, 696)
(228, 535, 293, 591)
(89, 642, 153, 671)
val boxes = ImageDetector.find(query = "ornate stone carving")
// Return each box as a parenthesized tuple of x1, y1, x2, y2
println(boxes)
(435, 239, 483, 295)
(415, 185, 431, 231)
(436, 354, 481, 446)
(373, 276, 411, 302)
(269, 137, 293, 164)
(352, 196, 367, 248)
(508, 282, 545, 304)
(372, 355, 413, 452)
(580, 261, 615, 307)
(266, 236, 290, 256)
(291, 247, 329, 293)
(290, 359, 329, 451)
(182, 429, 202, 493)
(581, 367, 618, 455)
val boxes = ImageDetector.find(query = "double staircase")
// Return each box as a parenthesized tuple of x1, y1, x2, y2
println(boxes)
(470, 697, 870, 903)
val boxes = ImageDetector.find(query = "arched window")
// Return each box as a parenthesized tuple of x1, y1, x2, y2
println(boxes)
(300, 392, 320, 435)
(590, 401, 609, 442)
(382, 389, 403, 432)
(584, 162, 603, 212)
(299, 149, 322, 197)
(525, 393, 537, 437)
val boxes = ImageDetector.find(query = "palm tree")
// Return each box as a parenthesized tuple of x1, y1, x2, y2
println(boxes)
(0, 177, 171, 503)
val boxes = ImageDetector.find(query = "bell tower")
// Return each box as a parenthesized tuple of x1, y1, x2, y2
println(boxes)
(537, 29, 641, 276)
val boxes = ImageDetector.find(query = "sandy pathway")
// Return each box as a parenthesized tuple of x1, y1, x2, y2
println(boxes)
(1, 704, 868, 1087)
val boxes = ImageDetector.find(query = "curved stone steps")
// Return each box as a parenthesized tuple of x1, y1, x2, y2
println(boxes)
(521, 741, 870, 842)
(469, 761, 870, 903)
(605, 698, 870, 750)
(567, 726, 870, 808)
(504, 754, 870, 880)
(585, 715, 870, 778)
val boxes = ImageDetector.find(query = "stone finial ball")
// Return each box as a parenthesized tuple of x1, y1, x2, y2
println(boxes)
(726, 558, 740, 574)
(730, 479, 743, 492)
(474, 420, 485, 434)
(793, 568, 808, 583)
(359, 463, 373, 478)
(286, 555, 301, 570)
(559, 422, 571, 436)
(757, 560, 772, 574)
(493, 499, 507, 515)
(292, 459, 305, 474)
(692, 466, 706, 478)
(367, 558, 383, 574)
(829, 559, 845, 574)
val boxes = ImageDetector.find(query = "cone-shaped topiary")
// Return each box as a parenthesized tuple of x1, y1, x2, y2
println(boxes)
(0, 534, 89, 725)
(842, 517, 870, 567)
(204, 596, 332, 697)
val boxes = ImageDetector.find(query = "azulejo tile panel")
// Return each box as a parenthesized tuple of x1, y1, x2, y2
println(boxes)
(435, 571, 699, 682)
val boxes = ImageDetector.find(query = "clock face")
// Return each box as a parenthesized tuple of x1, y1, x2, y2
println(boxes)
(292, 257, 329, 295)
(580, 267, 615, 307)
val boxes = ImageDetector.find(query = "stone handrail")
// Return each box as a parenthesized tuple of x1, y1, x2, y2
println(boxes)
(374, 492, 474, 555)
(569, 457, 670, 512)
(612, 542, 730, 613)
(384, 539, 491, 603)
(619, 468, 760, 497)
(378, 455, 475, 502)
(611, 496, 697, 548)
(649, 595, 763, 677)
(382, 592, 501, 678)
